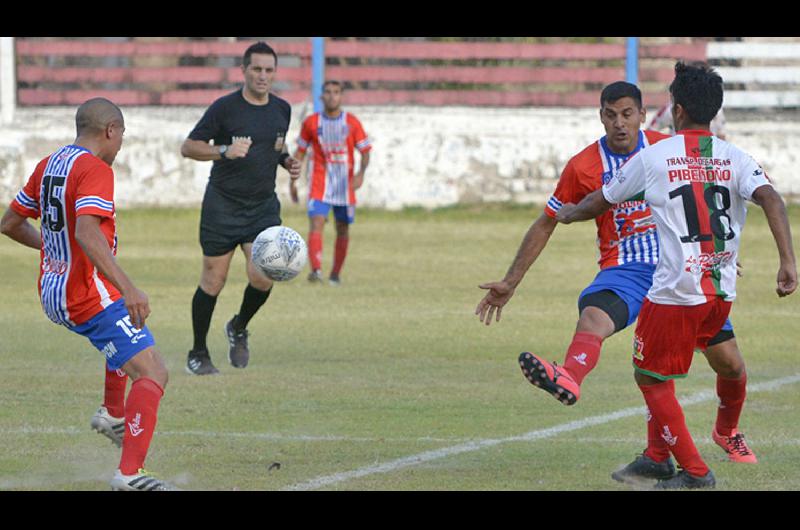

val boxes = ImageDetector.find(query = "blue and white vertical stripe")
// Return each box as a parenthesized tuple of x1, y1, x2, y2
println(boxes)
(320, 112, 351, 206)
(39, 145, 88, 327)
(598, 132, 659, 266)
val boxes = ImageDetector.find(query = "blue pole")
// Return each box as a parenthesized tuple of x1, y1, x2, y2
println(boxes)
(311, 37, 325, 113)
(626, 37, 639, 85)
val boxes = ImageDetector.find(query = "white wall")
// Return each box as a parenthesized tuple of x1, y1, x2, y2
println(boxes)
(1, 105, 799, 210)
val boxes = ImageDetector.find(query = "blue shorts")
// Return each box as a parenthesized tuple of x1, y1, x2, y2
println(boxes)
(578, 262, 734, 332)
(69, 299, 156, 371)
(308, 199, 355, 224)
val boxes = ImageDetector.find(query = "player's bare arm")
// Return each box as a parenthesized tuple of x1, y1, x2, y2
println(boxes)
(180, 136, 251, 161)
(751, 184, 798, 297)
(476, 213, 558, 325)
(556, 189, 613, 224)
(0, 208, 42, 250)
(354, 150, 370, 190)
(75, 215, 151, 329)
(289, 150, 305, 203)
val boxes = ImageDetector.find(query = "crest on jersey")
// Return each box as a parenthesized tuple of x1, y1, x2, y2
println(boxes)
(633, 334, 645, 361)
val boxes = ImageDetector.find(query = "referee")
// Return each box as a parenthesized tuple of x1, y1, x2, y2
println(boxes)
(181, 41, 301, 375)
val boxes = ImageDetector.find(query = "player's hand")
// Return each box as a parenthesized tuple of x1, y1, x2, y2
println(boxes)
(227, 136, 252, 159)
(289, 180, 299, 204)
(123, 286, 151, 330)
(736, 260, 743, 277)
(555, 203, 578, 224)
(776, 263, 798, 297)
(475, 280, 516, 326)
(283, 156, 301, 179)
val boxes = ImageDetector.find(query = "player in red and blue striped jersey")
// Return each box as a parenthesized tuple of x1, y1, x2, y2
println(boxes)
(476, 81, 758, 480)
(291, 80, 371, 286)
(1, 98, 174, 491)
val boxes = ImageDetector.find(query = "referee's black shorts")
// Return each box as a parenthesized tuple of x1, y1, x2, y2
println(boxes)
(199, 185, 281, 257)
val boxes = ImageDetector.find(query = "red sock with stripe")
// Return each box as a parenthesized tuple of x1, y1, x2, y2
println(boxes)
(331, 236, 349, 277)
(715, 372, 747, 436)
(560, 332, 603, 385)
(639, 381, 709, 477)
(119, 377, 164, 475)
(643, 380, 673, 463)
(308, 231, 323, 272)
(104, 366, 128, 418)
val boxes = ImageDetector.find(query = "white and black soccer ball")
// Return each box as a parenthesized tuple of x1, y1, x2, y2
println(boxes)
(251, 226, 308, 281)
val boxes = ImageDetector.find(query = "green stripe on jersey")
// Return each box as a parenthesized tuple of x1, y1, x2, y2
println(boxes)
(699, 135, 729, 298)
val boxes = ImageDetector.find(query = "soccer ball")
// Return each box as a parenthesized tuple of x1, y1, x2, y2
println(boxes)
(251, 226, 308, 281)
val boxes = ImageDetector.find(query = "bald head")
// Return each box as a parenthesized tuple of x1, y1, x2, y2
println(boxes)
(75, 98, 124, 137)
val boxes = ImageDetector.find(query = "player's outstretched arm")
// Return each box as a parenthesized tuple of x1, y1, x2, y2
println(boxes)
(476, 213, 558, 325)
(555, 189, 612, 224)
(0, 208, 42, 250)
(752, 185, 798, 297)
(75, 215, 151, 328)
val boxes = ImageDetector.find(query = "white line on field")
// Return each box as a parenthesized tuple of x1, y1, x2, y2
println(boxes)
(282, 373, 800, 491)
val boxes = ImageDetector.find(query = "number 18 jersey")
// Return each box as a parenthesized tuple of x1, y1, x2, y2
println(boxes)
(603, 129, 771, 306)
(9, 145, 121, 327)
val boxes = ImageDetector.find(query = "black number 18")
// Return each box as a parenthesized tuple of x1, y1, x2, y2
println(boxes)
(668, 184, 735, 243)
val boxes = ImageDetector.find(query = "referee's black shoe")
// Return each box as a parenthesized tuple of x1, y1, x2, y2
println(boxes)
(186, 348, 220, 375)
(225, 316, 250, 368)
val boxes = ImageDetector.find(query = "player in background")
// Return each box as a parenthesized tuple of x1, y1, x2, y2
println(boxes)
(556, 61, 796, 488)
(649, 99, 727, 140)
(290, 80, 372, 286)
(475, 81, 760, 480)
(181, 41, 301, 374)
(1, 98, 175, 490)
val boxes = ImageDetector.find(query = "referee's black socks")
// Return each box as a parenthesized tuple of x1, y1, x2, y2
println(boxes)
(234, 284, 272, 332)
(191, 286, 218, 352)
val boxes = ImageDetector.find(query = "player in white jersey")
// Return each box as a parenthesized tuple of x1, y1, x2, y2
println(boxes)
(556, 61, 797, 489)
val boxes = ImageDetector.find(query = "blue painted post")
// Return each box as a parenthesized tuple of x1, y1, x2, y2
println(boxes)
(626, 37, 639, 85)
(311, 37, 325, 113)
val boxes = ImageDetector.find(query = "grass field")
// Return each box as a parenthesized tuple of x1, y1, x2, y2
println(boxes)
(1, 202, 798, 491)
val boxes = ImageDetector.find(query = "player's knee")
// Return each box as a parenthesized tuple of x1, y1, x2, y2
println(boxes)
(576, 306, 616, 338)
(200, 269, 227, 295)
(705, 340, 746, 379)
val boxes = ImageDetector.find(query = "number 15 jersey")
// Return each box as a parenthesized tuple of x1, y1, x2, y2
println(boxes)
(9, 145, 121, 327)
(603, 129, 771, 306)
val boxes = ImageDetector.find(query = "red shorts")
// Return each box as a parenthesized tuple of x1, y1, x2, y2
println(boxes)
(632, 298, 732, 380)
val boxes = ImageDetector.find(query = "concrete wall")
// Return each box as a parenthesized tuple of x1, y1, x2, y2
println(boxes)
(2, 104, 799, 210)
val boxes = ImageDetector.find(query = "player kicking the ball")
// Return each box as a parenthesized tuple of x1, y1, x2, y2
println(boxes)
(1, 98, 176, 490)
(556, 61, 796, 488)
(476, 81, 761, 483)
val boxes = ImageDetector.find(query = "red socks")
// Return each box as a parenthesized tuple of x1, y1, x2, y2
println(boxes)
(639, 380, 709, 477)
(561, 332, 603, 385)
(331, 236, 349, 277)
(643, 381, 673, 463)
(715, 372, 747, 436)
(308, 231, 323, 271)
(119, 377, 164, 475)
(104, 367, 128, 418)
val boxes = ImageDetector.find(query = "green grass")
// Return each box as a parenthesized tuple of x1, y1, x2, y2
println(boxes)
(1, 203, 799, 491)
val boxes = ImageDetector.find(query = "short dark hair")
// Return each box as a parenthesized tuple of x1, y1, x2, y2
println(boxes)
(243, 41, 277, 68)
(600, 81, 643, 109)
(323, 80, 343, 90)
(669, 61, 723, 124)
